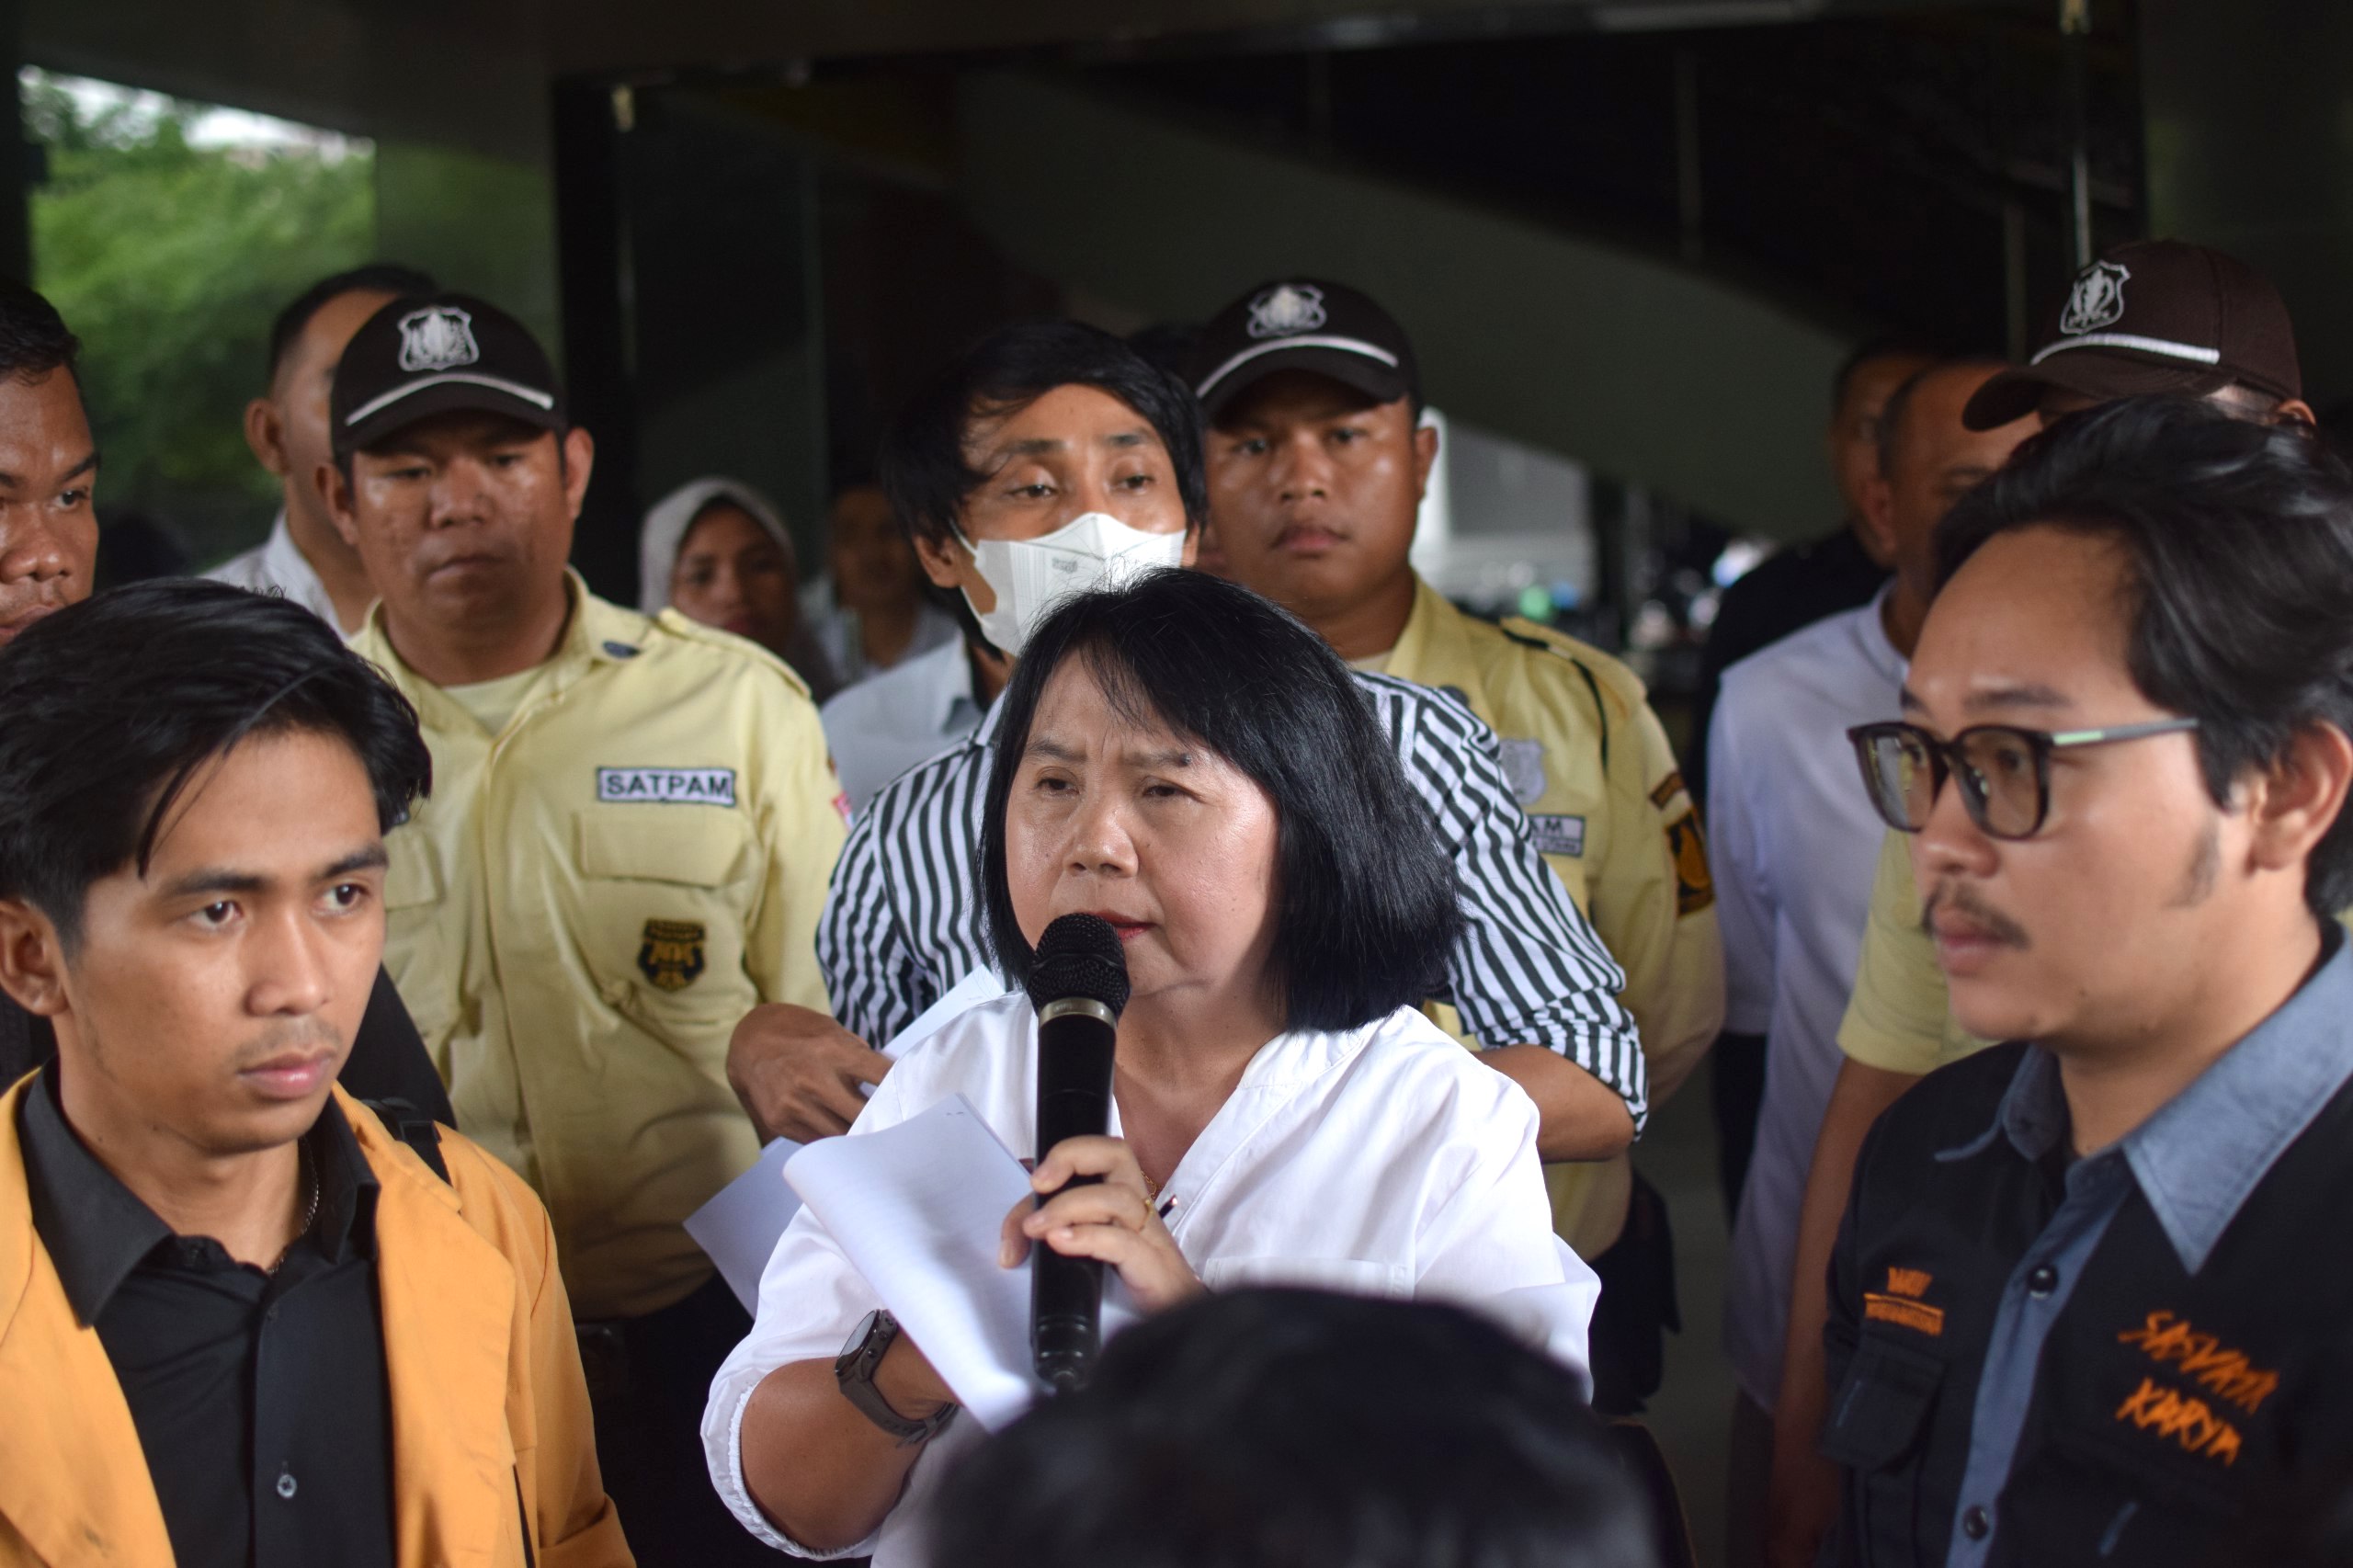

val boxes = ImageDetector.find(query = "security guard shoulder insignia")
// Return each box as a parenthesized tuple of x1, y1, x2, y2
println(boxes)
(638, 919, 708, 992)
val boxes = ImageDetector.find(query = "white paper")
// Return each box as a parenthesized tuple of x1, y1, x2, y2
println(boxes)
(783, 1092, 1136, 1430)
(685, 968, 1011, 1311)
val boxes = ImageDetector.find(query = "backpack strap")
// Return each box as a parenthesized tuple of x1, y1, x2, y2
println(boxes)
(363, 1096, 451, 1185)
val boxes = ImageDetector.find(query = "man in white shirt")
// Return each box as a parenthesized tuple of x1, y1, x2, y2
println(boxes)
(819, 634, 991, 813)
(210, 265, 438, 631)
(1709, 354, 2030, 1562)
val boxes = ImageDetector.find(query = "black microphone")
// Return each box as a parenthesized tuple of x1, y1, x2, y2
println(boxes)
(1027, 913, 1131, 1394)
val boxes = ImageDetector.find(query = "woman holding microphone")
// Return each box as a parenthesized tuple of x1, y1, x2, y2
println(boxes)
(705, 569, 1600, 1562)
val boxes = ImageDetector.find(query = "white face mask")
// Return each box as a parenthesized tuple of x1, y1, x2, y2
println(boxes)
(959, 511, 1187, 656)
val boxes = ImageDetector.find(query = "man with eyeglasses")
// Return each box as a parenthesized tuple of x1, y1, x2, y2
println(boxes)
(1709, 354, 2031, 1559)
(1767, 241, 2326, 1568)
(1815, 397, 2353, 1568)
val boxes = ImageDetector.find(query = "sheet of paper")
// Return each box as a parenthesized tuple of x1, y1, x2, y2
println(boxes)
(784, 1092, 1136, 1430)
(685, 968, 1011, 1311)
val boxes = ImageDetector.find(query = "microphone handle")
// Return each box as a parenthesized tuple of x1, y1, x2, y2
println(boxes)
(1032, 1008, 1117, 1393)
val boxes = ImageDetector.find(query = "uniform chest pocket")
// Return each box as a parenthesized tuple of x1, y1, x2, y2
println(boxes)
(1821, 1335, 1947, 1568)
(574, 807, 756, 1037)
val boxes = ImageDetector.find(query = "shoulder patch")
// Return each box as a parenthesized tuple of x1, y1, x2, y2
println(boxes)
(1668, 812, 1713, 915)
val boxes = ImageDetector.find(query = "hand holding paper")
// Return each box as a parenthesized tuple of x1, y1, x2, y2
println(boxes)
(783, 1094, 1137, 1429)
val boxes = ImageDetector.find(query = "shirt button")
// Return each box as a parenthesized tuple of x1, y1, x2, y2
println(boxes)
(2026, 1264, 2059, 1298)
(276, 1471, 298, 1501)
(1961, 1504, 1990, 1540)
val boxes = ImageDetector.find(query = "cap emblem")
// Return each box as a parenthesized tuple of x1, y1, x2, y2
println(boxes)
(396, 305, 481, 373)
(1246, 283, 1327, 340)
(2058, 261, 2131, 336)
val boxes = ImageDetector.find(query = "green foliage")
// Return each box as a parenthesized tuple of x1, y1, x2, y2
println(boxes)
(24, 73, 374, 558)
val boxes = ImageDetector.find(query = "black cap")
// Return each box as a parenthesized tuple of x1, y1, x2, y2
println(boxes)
(1963, 241, 2302, 430)
(1188, 278, 1420, 421)
(331, 293, 566, 457)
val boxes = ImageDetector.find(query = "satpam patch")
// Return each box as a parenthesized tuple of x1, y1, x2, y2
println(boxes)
(1529, 813, 1586, 858)
(597, 767, 737, 807)
(638, 919, 708, 992)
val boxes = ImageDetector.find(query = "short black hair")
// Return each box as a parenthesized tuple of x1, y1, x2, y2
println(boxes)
(0, 579, 433, 949)
(0, 276, 79, 383)
(1833, 333, 1942, 412)
(1877, 354, 2009, 478)
(879, 319, 1209, 561)
(930, 1289, 1658, 1568)
(266, 264, 439, 386)
(981, 570, 1461, 1030)
(1935, 395, 2353, 917)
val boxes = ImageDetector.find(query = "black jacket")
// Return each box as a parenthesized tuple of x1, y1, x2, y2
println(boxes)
(1824, 1039, 2353, 1568)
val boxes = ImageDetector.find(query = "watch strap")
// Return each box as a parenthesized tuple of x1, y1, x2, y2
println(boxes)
(835, 1311, 959, 1447)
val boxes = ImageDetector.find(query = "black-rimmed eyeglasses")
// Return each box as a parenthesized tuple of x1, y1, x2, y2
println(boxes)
(1847, 717, 2200, 841)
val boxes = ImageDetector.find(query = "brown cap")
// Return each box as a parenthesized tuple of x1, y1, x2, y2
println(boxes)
(1962, 240, 2302, 430)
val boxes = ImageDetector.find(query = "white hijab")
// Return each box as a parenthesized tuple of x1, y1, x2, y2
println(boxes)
(638, 476, 796, 614)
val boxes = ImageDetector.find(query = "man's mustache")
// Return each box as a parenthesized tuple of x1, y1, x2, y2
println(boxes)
(228, 1017, 346, 1070)
(1920, 881, 2032, 949)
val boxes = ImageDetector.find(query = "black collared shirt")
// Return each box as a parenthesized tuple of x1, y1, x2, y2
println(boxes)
(20, 1069, 396, 1568)
(1822, 936, 2353, 1568)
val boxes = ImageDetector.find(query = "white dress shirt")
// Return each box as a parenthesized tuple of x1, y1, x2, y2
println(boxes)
(818, 635, 983, 814)
(1709, 588, 1905, 1410)
(702, 992, 1600, 1564)
(204, 510, 344, 630)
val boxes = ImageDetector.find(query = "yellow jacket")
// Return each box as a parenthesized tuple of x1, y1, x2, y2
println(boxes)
(0, 1081, 631, 1568)
(351, 576, 847, 1320)
(1385, 576, 1725, 1254)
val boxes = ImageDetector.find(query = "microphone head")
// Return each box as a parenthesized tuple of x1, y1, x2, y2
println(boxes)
(1028, 913, 1131, 1019)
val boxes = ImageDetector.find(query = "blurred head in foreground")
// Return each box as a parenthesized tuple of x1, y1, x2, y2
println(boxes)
(930, 1288, 1658, 1568)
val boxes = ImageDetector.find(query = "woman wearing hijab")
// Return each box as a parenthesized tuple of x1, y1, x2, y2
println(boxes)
(641, 476, 842, 702)
(704, 569, 1599, 1565)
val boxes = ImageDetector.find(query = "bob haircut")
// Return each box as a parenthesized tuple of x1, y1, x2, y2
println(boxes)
(0, 579, 433, 949)
(1934, 394, 2353, 917)
(928, 1289, 1653, 1568)
(980, 569, 1461, 1031)
(879, 319, 1209, 560)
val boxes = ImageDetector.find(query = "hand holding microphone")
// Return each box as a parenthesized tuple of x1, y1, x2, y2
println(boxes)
(1002, 914, 1199, 1394)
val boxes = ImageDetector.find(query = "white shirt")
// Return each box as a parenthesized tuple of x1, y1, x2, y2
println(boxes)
(204, 510, 343, 630)
(813, 599, 961, 688)
(1710, 588, 1905, 1409)
(818, 636, 983, 814)
(702, 992, 1600, 1564)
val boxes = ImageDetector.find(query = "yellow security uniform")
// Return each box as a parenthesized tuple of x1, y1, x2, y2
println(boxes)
(1835, 832, 1988, 1074)
(1384, 576, 1726, 1256)
(353, 574, 847, 1321)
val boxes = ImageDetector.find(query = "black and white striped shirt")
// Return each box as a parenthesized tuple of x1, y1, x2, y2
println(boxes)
(815, 671, 1649, 1123)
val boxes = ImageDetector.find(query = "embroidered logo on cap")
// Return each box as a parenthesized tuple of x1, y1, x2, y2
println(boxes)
(397, 305, 481, 372)
(1246, 283, 1327, 339)
(638, 919, 707, 992)
(2059, 260, 2132, 335)
(597, 767, 738, 807)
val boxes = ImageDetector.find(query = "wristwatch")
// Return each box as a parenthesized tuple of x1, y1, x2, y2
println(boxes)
(835, 1309, 960, 1447)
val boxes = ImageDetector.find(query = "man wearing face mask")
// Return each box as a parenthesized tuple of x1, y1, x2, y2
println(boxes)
(726, 322, 1645, 1194)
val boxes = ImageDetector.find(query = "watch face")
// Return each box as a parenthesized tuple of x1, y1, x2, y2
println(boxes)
(842, 1308, 884, 1360)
